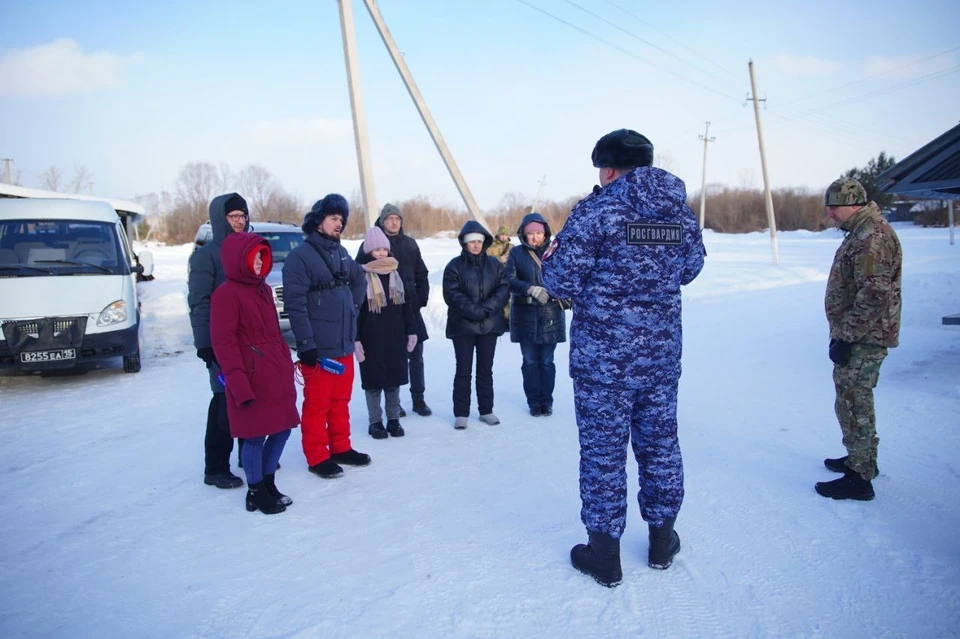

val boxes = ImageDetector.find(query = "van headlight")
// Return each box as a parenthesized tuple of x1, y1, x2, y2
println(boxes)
(97, 300, 128, 326)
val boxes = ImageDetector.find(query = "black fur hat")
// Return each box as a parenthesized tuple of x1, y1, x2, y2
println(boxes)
(591, 129, 654, 169)
(302, 193, 350, 235)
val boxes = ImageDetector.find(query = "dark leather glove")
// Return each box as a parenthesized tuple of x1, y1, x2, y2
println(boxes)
(196, 347, 216, 368)
(299, 348, 318, 368)
(829, 339, 852, 366)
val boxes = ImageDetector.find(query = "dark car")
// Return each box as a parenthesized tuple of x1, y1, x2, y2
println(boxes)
(192, 221, 304, 330)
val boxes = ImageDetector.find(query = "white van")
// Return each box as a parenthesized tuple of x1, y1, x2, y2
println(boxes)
(0, 198, 153, 373)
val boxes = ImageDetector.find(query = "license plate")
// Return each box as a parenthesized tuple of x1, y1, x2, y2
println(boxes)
(20, 349, 77, 363)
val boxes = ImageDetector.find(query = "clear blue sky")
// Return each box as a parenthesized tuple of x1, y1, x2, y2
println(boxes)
(2, 0, 958, 211)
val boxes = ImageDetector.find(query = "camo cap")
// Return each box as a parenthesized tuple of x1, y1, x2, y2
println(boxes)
(825, 178, 868, 207)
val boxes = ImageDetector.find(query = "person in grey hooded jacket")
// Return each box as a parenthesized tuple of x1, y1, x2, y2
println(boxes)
(188, 192, 249, 489)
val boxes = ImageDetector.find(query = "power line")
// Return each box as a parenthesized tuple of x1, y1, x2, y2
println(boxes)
(563, 0, 731, 84)
(514, 0, 743, 103)
(601, 0, 743, 82)
(782, 45, 960, 106)
(814, 64, 960, 111)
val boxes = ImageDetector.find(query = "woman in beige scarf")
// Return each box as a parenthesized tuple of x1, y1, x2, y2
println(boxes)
(355, 226, 418, 439)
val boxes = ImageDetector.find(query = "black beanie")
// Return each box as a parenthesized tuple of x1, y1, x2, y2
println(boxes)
(591, 129, 654, 169)
(223, 194, 248, 216)
(302, 193, 350, 235)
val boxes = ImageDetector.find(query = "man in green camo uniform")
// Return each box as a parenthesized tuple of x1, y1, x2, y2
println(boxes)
(488, 225, 514, 320)
(815, 178, 902, 501)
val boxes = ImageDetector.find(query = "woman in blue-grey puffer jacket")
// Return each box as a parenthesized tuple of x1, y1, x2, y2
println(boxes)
(504, 212, 568, 417)
(442, 220, 509, 430)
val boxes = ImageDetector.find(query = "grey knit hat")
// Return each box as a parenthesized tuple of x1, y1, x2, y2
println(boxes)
(379, 203, 403, 226)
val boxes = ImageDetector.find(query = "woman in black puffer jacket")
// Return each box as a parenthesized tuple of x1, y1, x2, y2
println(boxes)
(504, 212, 569, 417)
(442, 221, 509, 430)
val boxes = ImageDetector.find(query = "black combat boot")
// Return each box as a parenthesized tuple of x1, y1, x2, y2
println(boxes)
(245, 482, 286, 514)
(203, 471, 243, 489)
(648, 517, 681, 570)
(412, 396, 433, 416)
(330, 448, 371, 467)
(824, 455, 878, 476)
(815, 470, 875, 501)
(263, 473, 292, 507)
(386, 419, 405, 437)
(570, 530, 622, 587)
(368, 421, 388, 439)
(308, 460, 344, 479)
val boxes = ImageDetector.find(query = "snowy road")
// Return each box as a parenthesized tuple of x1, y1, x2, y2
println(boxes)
(1, 227, 958, 638)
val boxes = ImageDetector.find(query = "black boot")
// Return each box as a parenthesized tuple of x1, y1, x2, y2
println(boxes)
(648, 517, 681, 570)
(330, 448, 371, 467)
(570, 530, 622, 587)
(368, 421, 388, 439)
(263, 473, 292, 507)
(824, 455, 878, 476)
(245, 482, 286, 514)
(204, 471, 243, 489)
(398, 406, 407, 418)
(386, 419, 405, 437)
(412, 396, 433, 416)
(308, 460, 344, 479)
(815, 470, 875, 501)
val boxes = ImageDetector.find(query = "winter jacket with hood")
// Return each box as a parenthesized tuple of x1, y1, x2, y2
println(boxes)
(542, 167, 705, 387)
(210, 233, 300, 439)
(505, 212, 567, 345)
(355, 250, 418, 390)
(188, 192, 250, 392)
(282, 227, 366, 359)
(442, 220, 509, 338)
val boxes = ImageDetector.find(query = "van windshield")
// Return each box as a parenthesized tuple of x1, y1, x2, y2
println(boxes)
(0, 219, 129, 277)
(255, 231, 304, 263)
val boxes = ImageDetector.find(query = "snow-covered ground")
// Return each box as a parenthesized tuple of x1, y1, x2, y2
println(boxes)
(1, 225, 959, 638)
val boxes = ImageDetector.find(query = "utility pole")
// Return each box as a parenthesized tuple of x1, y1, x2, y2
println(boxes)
(359, 0, 490, 231)
(949, 200, 955, 246)
(748, 60, 780, 265)
(337, 0, 379, 227)
(530, 175, 547, 214)
(1, 158, 11, 184)
(697, 122, 715, 230)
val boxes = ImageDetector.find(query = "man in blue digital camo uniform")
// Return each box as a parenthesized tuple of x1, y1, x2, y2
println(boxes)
(542, 129, 706, 587)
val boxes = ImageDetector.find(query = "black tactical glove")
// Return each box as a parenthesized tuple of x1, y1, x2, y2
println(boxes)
(828, 339, 852, 366)
(196, 347, 216, 368)
(299, 348, 318, 369)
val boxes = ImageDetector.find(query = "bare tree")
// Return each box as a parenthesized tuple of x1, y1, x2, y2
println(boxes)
(263, 189, 305, 226)
(69, 165, 94, 194)
(237, 164, 277, 220)
(39, 166, 64, 192)
(217, 162, 233, 194)
(654, 151, 676, 173)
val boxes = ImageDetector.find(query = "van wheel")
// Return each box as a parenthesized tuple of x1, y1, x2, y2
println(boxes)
(123, 349, 141, 373)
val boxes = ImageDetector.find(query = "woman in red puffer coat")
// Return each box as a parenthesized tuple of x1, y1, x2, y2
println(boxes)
(211, 232, 300, 514)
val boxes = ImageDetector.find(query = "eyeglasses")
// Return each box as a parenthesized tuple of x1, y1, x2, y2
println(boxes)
(226, 213, 248, 221)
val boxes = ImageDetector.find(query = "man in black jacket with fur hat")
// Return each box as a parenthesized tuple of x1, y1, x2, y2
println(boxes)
(283, 194, 370, 479)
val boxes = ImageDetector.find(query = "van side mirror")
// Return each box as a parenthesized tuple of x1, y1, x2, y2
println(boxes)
(136, 250, 154, 277)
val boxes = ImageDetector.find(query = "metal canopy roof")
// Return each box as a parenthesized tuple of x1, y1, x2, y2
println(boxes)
(877, 122, 960, 200)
